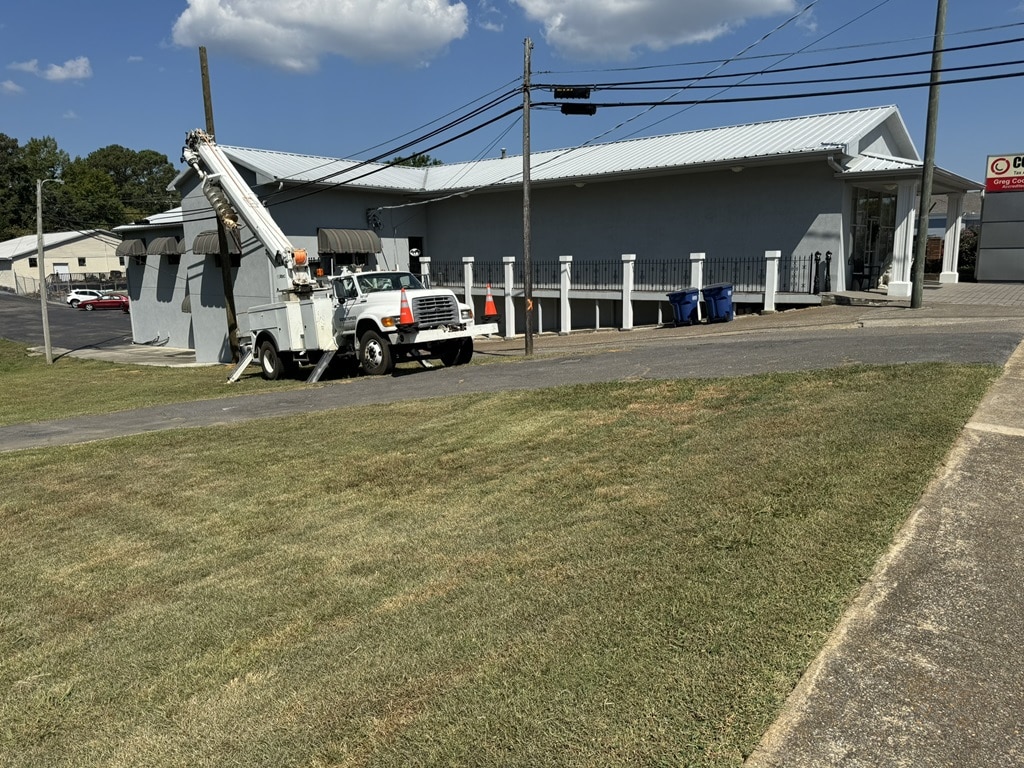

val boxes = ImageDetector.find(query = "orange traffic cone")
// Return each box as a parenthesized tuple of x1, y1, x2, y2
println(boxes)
(399, 288, 415, 325)
(483, 283, 498, 320)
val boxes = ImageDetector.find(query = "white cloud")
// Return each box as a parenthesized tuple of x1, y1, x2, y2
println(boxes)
(7, 56, 92, 81)
(2, 79, 24, 94)
(477, 0, 504, 32)
(9, 60, 39, 74)
(127, 55, 144, 63)
(172, 0, 469, 72)
(511, 0, 799, 60)
(63, 110, 79, 120)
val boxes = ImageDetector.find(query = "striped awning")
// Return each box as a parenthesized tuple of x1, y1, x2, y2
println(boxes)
(192, 230, 241, 256)
(147, 237, 181, 256)
(317, 228, 382, 255)
(115, 238, 146, 258)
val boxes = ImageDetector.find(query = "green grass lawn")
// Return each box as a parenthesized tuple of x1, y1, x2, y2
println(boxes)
(0, 339, 311, 427)
(0, 362, 997, 767)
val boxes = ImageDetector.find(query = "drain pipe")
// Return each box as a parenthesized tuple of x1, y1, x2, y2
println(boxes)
(827, 155, 846, 174)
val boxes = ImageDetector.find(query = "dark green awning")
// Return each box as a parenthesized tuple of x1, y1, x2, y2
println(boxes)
(192, 230, 240, 255)
(147, 237, 181, 256)
(317, 228, 382, 255)
(115, 238, 146, 258)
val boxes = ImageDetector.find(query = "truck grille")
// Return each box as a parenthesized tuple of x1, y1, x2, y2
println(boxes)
(412, 295, 459, 327)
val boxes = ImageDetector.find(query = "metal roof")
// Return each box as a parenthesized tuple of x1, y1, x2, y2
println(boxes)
(216, 105, 919, 195)
(0, 231, 119, 261)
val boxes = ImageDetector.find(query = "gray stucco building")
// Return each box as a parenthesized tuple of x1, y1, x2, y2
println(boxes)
(116, 105, 980, 363)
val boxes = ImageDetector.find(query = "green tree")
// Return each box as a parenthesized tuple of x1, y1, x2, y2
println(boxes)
(390, 153, 443, 167)
(56, 159, 126, 231)
(0, 133, 30, 239)
(83, 145, 179, 221)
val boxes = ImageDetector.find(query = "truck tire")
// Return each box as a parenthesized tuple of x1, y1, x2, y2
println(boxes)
(259, 340, 285, 381)
(440, 338, 473, 367)
(360, 330, 393, 375)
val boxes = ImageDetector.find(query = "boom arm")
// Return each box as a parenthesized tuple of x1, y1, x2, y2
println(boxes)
(182, 129, 313, 293)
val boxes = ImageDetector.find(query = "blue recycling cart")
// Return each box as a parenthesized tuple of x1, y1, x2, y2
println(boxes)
(667, 287, 701, 326)
(702, 283, 734, 323)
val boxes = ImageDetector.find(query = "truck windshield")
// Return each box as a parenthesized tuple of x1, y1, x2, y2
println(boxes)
(356, 272, 425, 293)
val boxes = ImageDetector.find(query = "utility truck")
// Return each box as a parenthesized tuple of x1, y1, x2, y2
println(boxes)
(181, 129, 498, 382)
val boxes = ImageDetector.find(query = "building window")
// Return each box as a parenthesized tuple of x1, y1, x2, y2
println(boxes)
(166, 254, 181, 266)
(28, 257, 37, 268)
(78, 258, 87, 267)
(119, 256, 126, 266)
(133, 254, 146, 266)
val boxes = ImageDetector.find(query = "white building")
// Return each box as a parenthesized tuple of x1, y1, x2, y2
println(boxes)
(120, 105, 980, 363)
(0, 230, 124, 296)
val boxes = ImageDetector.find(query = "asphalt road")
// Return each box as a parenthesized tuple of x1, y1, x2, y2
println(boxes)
(0, 291, 133, 354)
(3, 285, 1024, 452)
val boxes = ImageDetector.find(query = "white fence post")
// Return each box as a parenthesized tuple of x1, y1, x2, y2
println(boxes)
(764, 250, 781, 314)
(689, 252, 706, 322)
(559, 255, 573, 335)
(621, 253, 636, 330)
(462, 256, 474, 305)
(502, 256, 516, 338)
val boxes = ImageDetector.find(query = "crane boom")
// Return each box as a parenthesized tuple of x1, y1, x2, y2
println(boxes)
(182, 129, 313, 293)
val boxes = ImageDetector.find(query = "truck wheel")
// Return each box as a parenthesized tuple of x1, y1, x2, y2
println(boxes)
(259, 340, 284, 381)
(440, 338, 473, 367)
(360, 330, 393, 375)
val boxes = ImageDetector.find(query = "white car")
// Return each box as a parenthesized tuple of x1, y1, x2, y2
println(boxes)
(66, 289, 103, 308)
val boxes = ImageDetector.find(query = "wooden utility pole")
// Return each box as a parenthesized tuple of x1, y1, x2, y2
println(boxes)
(911, 0, 946, 309)
(522, 38, 534, 356)
(199, 46, 240, 360)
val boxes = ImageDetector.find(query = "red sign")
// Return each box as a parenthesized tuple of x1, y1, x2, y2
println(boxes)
(986, 154, 1024, 192)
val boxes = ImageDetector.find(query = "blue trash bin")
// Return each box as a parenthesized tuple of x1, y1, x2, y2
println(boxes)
(702, 283, 734, 323)
(667, 287, 700, 326)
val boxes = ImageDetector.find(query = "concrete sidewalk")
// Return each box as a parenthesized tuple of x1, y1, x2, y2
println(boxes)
(746, 340, 1024, 767)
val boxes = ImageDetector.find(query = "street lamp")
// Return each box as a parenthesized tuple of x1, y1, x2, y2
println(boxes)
(37, 177, 64, 364)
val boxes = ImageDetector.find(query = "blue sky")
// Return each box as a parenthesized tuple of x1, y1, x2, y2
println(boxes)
(3, 0, 1023, 190)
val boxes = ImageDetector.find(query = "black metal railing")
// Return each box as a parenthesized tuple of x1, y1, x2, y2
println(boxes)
(571, 260, 620, 290)
(634, 260, 691, 292)
(429, 254, 827, 295)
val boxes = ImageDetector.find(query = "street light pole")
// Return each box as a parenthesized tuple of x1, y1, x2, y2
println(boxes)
(37, 177, 64, 364)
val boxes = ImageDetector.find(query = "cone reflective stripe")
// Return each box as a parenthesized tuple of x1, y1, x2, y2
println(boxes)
(483, 283, 498, 319)
(399, 288, 415, 325)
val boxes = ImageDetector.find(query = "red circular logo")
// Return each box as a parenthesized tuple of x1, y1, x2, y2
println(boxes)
(990, 157, 1011, 175)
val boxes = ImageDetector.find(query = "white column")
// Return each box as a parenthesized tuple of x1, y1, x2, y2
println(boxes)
(689, 252, 705, 321)
(621, 253, 636, 330)
(940, 192, 964, 284)
(502, 256, 516, 338)
(462, 256, 474, 305)
(419, 256, 431, 287)
(763, 250, 781, 314)
(887, 180, 917, 298)
(559, 254, 572, 335)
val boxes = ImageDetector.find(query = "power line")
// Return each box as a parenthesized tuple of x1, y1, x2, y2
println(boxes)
(532, 69, 1024, 109)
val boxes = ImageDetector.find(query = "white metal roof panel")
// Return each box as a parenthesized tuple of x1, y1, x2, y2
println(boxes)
(192, 106, 919, 195)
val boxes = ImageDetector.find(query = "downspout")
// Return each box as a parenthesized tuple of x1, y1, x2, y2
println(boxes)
(827, 154, 846, 174)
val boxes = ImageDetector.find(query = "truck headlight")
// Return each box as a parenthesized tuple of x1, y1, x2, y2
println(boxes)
(382, 316, 397, 328)
(461, 308, 473, 320)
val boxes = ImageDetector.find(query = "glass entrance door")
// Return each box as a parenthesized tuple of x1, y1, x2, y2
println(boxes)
(850, 189, 896, 290)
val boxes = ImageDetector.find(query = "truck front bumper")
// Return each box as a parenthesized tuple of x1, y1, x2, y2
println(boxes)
(393, 322, 499, 345)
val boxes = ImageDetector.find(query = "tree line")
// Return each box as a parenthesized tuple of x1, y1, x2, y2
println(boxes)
(0, 133, 180, 242)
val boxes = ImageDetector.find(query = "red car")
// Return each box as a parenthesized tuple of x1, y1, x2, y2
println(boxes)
(78, 294, 130, 313)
